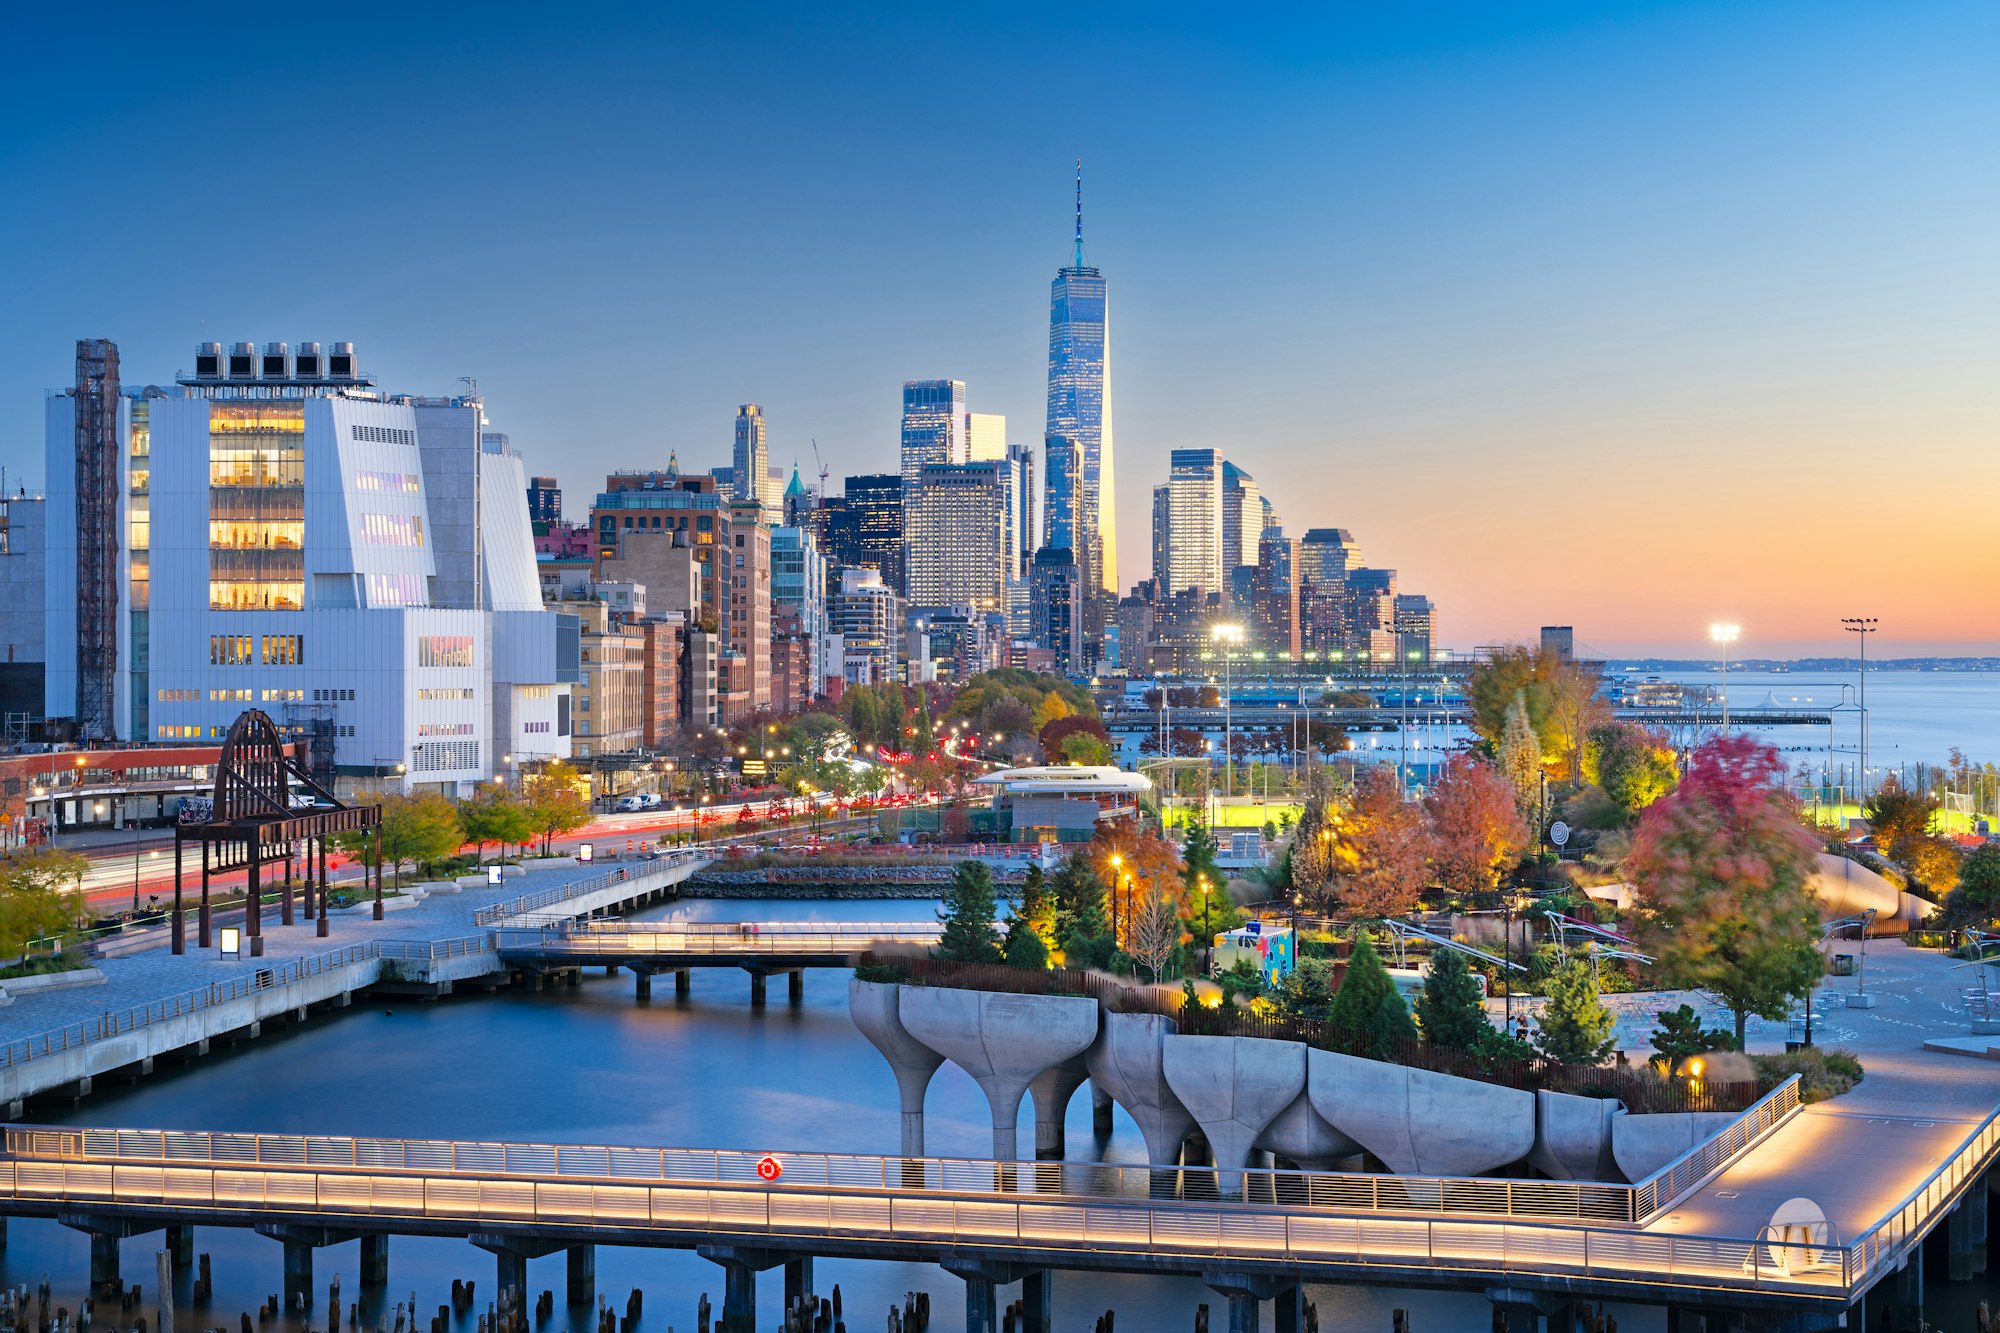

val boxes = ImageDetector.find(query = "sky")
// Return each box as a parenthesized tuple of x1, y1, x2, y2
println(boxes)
(1, 1, 1995, 658)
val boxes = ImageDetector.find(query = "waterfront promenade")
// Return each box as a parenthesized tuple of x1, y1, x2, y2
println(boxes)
(0, 855, 709, 1111)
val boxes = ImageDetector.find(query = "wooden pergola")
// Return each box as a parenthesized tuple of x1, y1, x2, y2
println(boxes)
(171, 710, 382, 956)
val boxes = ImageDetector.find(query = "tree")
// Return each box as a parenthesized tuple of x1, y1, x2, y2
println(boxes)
(1905, 835, 1963, 897)
(1059, 731, 1114, 767)
(1272, 956, 1340, 1025)
(937, 860, 1001, 963)
(1586, 722, 1679, 817)
(0, 849, 86, 959)
(1424, 756, 1529, 898)
(1325, 933, 1416, 1058)
(1331, 767, 1431, 918)
(1535, 959, 1616, 1065)
(1627, 735, 1825, 1048)
(1413, 947, 1490, 1049)
(1944, 843, 2000, 927)
(1182, 819, 1222, 898)
(1649, 1004, 1735, 1075)
(1040, 714, 1112, 765)
(1862, 779, 1937, 863)
(1496, 695, 1543, 816)
(372, 790, 463, 885)
(1003, 864, 1055, 969)
(522, 761, 591, 855)
(1030, 692, 1074, 733)
(458, 783, 533, 863)
(1126, 882, 1183, 983)
(1050, 853, 1116, 969)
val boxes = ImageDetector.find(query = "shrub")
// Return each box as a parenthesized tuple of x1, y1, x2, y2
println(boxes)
(853, 962, 909, 985)
(1750, 1047, 1865, 1103)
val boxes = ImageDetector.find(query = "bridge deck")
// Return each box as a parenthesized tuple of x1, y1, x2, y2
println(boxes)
(493, 921, 943, 968)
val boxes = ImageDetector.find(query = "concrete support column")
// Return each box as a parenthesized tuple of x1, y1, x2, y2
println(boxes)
(749, 973, 767, 1007)
(695, 1245, 785, 1333)
(282, 1240, 313, 1309)
(788, 971, 804, 1003)
(89, 1232, 121, 1297)
(1948, 1184, 1988, 1280)
(165, 1224, 194, 1271)
(1028, 1057, 1087, 1161)
(493, 1250, 527, 1300)
(634, 971, 652, 1001)
(961, 1274, 997, 1333)
(359, 1234, 389, 1287)
(1274, 1284, 1301, 1333)
(782, 1256, 812, 1312)
(566, 1246, 594, 1306)
(1891, 1247, 1923, 1331)
(469, 1234, 565, 1305)
(674, 969, 690, 998)
(1019, 1270, 1052, 1333)
(1091, 1081, 1115, 1135)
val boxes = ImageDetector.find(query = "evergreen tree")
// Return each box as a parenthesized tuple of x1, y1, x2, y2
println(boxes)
(1648, 1004, 1735, 1074)
(1015, 863, 1056, 947)
(1536, 958, 1617, 1065)
(1326, 933, 1413, 1057)
(1050, 852, 1113, 965)
(1181, 819, 1222, 898)
(937, 860, 1001, 963)
(1497, 693, 1544, 818)
(1414, 948, 1491, 1049)
(1272, 957, 1340, 1026)
(1002, 912, 1049, 970)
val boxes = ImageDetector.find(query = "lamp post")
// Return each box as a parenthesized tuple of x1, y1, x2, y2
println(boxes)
(1841, 618, 1877, 801)
(1709, 623, 1740, 733)
(1198, 874, 1212, 972)
(1212, 623, 1244, 802)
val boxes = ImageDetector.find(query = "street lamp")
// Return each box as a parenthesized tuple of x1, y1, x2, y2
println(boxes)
(1709, 624, 1740, 733)
(1212, 623, 1245, 803)
(1841, 618, 1877, 802)
(1109, 853, 1123, 945)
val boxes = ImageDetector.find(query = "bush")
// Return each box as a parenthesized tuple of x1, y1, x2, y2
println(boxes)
(853, 961, 910, 985)
(1750, 1047, 1865, 1103)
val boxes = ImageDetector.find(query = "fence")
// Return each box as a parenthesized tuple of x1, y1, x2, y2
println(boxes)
(1628, 1077, 1801, 1222)
(0, 943, 381, 1069)
(867, 955, 1762, 1115)
(471, 855, 704, 927)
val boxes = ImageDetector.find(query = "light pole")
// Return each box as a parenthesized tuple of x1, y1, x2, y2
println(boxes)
(1841, 618, 1877, 802)
(1212, 623, 1244, 803)
(1709, 623, 1740, 733)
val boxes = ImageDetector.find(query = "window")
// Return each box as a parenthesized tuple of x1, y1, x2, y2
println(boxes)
(351, 424, 415, 447)
(210, 635, 255, 666)
(360, 513, 424, 547)
(366, 573, 425, 607)
(417, 721, 475, 737)
(354, 470, 420, 494)
(261, 634, 304, 666)
(410, 740, 480, 773)
(260, 688, 304, 702)
(417, 635, 474, 668)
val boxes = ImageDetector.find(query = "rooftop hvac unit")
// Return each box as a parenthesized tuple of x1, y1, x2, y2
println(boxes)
(194, 342, 222, 380)
(261, 341, 291, 379)
(228, 342, 256, 379)
(328, 341, 357, 380)
(293, 341, 322, 378)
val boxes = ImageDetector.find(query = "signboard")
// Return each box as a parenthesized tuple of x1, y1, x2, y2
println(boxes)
(1549, 820, 1571, 848)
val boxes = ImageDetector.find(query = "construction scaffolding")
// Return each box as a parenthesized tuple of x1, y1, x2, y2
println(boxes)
(74, 339, 121, 741)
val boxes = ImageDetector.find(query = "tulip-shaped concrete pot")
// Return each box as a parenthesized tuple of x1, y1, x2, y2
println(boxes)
(1084, 1012, 1196, 1167)
(897, 986, 1100, 1161)
(1254, 1089, 1362, 1170)
(1307, 1048, 1535, 1176)
(1611, 1111, 1739, 1183)
(1161, 1034, 1307, 1198)
(1529, 1088, 1623, 1182)
(1027, 1052, 1091, 1160)
(849, 979, 946, 1157)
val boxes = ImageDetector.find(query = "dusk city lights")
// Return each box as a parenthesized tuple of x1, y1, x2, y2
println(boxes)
(0, 5, 1995, 1331)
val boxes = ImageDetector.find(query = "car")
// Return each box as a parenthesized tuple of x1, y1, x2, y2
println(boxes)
(614, 796, 644, 813)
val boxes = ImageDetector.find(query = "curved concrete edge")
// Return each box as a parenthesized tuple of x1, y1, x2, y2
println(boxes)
(1308, 1048, 1535, 1176)
(1162, 1035, 1307, 1174)
(1612, 1111, 1741, 1184)
(1529, 1088, 1623, 1182)
(1084, 1011, 1196, 1166)
(1027, 1053, 1091, 1156)
(848, 980, 947, 1157)
(1254, 1089, 1362, 1168)
(896, 986, 1100, 1159)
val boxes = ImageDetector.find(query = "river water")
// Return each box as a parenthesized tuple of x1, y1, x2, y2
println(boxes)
(8, 897, 1992, 1330)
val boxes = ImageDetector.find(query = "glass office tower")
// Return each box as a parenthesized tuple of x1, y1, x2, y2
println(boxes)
(1045, 167, 1114, 597)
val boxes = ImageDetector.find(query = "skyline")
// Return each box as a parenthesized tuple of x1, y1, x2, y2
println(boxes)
(2, 3, 1995, 657)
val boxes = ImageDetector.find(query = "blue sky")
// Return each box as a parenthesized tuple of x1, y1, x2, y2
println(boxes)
(2, 2, 1994, 654)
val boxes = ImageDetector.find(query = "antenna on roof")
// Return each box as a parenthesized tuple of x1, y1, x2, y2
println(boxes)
(1073, 159, 1085, 269)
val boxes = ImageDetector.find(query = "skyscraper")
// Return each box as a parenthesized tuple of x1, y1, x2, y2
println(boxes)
(1005, 444, 1036, 578)
(733, 405, 768, 505)
(1165, 447, 1224, 596)
(1045, 164, 1113, 595)
(1044, 436, 1081, 556)
(904, 460, 1012, 614)
(966, 412, 1007, 462)
(1221, 461, 1261, 570)
(900, 380, 967, 490)
(527, 476, 562, 524)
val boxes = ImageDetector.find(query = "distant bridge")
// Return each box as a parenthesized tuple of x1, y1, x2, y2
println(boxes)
(1104, 706, 1833, 732)
(493, 921, 943, 1001)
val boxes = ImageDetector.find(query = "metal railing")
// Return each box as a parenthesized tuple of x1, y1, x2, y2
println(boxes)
(0, 945, 380, 1069)
(494, 921, 943, 958)
(376, 936, 494, 962)
(1842, 1104, 2000, 1290)
(0, 1128, 1850, 1300)
(1630, 1077, 1802, 1223)
(471, 855, 706, 927)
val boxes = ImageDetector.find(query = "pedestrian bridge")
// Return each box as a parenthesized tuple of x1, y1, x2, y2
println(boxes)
(3, 1109, 1992, 1333)
(493, 920, 943, 968)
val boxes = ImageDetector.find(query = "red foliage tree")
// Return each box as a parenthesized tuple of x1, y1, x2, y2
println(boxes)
(1039, 714, 1113, 764)
(1424, 755, 1530, 897)
(1333, 767, 1432, 918)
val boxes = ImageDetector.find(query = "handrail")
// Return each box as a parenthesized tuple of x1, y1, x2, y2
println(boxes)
(471, 854, 707, 926)
(1842, 1104, 2000, 1289)
(492, 922, 944, 957)
(1630, 1076, 1802, 1223)
(376, 936, 494, 961)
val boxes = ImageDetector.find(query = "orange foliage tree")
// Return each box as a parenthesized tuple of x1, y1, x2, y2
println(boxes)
(1090, 823, 1186, 948)
(1331, 767, 1431, 917)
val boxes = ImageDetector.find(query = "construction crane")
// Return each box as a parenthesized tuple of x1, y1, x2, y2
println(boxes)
(810, 438, 830, 506)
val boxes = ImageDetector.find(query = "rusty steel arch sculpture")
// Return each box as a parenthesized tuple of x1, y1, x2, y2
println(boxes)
(171, 709, 383, 956)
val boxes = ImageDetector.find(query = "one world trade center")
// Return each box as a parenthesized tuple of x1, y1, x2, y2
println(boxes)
(1045, 162, 1114, 624)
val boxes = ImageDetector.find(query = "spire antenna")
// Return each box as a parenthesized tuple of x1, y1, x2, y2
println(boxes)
(1073, 159, 1085, 268)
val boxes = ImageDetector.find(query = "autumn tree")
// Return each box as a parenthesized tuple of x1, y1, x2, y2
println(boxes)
(1496, 695, 1543, 818)
(1467, 645, 1609, 782)
(1059, 730, 1114, 767)
(1945, 844, 2000, 927)
(1091, 824, 1186, 948)
(1627, 736, 1824, 1048)
(1862, 779, 1938, 864)
(1586, 721, 1679, 817)
(1040, 714, 1112, 765)
(1330, 767, 1431, 918)
(937, 860, 1001, 963)
(1424, 755, 1528, 898)
(350, 790, 463, 885)
(1904, 835, 1963, 897)
(0, 849, 87, 959)
(522, 760, 591, 854)
(1126, 881, 1184, 983)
